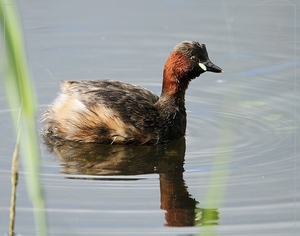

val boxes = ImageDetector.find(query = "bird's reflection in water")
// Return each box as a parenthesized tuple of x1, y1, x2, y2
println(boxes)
(43, 135, 219, 226)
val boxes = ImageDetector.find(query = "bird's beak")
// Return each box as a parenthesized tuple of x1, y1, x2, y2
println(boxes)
(200, 60, 222, 73)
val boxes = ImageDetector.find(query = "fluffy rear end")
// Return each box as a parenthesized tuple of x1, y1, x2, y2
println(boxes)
(42, 93, 155, 144)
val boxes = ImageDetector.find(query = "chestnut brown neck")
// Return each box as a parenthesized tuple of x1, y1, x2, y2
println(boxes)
(160, 52, 192, 100)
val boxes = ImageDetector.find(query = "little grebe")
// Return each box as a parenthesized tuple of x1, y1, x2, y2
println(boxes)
(42, 41, 222, 144)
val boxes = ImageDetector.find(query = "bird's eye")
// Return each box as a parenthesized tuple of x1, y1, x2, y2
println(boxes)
(190, 56, 199, 62)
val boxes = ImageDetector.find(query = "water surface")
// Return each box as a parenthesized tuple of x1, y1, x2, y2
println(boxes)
(0, 1, 299, 235)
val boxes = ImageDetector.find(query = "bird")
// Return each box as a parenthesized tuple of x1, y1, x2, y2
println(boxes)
(41, 41, 222, 145)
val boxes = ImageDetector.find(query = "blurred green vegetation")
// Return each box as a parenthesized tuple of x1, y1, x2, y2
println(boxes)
(0, 1, 47, 235)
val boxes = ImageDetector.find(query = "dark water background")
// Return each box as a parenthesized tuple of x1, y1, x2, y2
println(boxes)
(1, 0, 299, 235)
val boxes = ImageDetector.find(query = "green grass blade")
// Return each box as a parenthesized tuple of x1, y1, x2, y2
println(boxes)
(0, 1, 48, 235)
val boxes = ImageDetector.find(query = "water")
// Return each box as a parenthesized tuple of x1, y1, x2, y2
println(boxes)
(1, 0, 299, 235)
